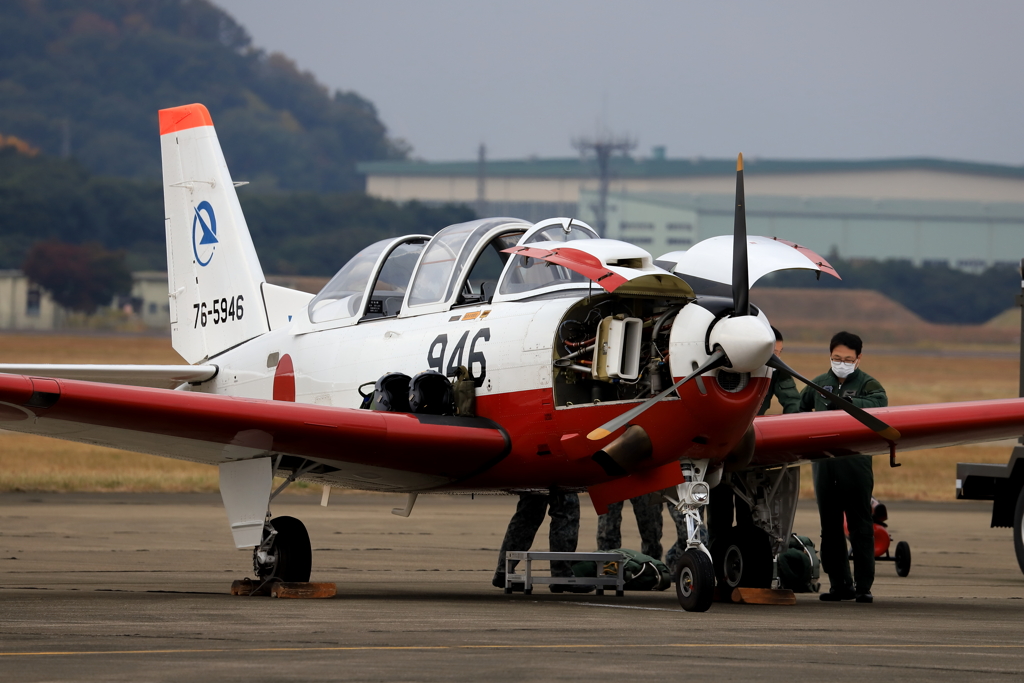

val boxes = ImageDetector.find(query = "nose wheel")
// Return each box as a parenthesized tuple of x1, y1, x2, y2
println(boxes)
(664, 459, 717, 612)
(675, 548, 715, 612)
(253, 516, 312, 583)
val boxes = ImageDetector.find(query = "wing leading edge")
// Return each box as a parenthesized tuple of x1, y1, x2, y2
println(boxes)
(752, 399, 1024, 466)
(0, 373, 509, 491)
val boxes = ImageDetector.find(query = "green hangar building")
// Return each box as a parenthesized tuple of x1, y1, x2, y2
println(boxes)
(357, 156, 1024, 271)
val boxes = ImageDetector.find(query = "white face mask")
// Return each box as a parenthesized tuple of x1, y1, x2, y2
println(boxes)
(831, 360, 857, 378)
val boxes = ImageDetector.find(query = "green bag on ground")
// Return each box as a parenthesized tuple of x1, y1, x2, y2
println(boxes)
(777, 534, 821, 593)
(570, 548, 672, 591)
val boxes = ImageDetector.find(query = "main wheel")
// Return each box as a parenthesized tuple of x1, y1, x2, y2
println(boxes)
(675, 548, 714, 612)
(894, 541, 911, 577)
(711, 528, 744, 590)
(1014, 487, 1024, 575)
(255, 516, 312, 582)
(712, 525, 773, 589)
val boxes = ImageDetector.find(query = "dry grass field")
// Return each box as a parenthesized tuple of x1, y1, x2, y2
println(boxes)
(0, 333, 1019, 501)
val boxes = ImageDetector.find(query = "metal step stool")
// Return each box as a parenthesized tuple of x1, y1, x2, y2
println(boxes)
(505, 551, 626, 596)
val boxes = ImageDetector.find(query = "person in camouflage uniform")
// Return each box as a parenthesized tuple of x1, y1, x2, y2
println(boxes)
(800, 330, 887, 604)
(492, 489, 584, 592)
(596, 493, 663, 561)
(664, 505, 687, 574)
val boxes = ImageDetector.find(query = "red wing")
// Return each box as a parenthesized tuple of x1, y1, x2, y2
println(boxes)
(752, 398, 1024, 466)
(0, 374, 509, 488)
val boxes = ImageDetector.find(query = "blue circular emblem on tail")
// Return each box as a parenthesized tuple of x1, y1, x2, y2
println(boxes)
(192, 201, 218, 267)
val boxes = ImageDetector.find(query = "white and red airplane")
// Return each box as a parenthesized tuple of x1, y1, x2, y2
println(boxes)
(2, 104, 1023, 611)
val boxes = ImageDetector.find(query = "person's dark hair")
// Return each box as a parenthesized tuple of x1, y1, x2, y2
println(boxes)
(829, 331, 863, 355)
(771, 325, 783, 342)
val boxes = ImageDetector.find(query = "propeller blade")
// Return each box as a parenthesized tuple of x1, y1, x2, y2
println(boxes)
(766, 355, 901, 441)
(732, 153, 749, 317)
(588, 349, 728, 441)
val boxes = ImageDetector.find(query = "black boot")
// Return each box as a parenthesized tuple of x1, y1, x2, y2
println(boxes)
(819, 584, 856, 602)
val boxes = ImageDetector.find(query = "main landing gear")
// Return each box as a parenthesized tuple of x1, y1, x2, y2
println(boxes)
(254, 516, 312, 583)
(665, 459, 716, 612)
(219, 457, 316, 584)
(713, 466, 802, 591)
(665, 463, 803, 610)
(711, 524, 774, 591)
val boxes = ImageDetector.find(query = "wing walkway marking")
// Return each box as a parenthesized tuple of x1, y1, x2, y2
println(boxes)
(3, 644, 1024, 657)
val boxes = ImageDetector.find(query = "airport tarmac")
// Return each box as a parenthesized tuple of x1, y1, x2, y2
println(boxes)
(1, 492, 1022, 681)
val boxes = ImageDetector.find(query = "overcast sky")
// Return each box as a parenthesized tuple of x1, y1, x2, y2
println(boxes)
(213, 0, 1024, 165)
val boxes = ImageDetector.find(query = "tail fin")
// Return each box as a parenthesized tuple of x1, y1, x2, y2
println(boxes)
(159, 104, 269, 364)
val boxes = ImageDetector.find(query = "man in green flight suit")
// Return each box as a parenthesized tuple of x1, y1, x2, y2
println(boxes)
(799, 331, 887, 604)
(760, 326, 802, 416)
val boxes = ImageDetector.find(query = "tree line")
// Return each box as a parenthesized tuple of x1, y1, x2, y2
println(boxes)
(0, 0, 406, 192)
(0, 145, 473, 312)
(761, 255, 1019, 325)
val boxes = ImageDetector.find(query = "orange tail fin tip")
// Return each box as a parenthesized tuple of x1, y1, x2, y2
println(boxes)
(159, 103, 213, 136)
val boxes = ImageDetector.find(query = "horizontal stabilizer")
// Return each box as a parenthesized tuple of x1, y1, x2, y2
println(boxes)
(0, 364, 217, 390)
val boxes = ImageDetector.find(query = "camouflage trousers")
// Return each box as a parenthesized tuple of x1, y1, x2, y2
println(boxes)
(664, 504, 688, 573)
(596, 493, 663, 561)
(494, 490, 580, 580)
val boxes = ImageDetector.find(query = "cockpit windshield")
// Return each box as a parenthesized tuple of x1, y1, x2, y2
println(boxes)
(307, 239, 390, 323)
(362, 238, 427, 319)
(407, 218, 524, 307)
(497, 219, 597, 295)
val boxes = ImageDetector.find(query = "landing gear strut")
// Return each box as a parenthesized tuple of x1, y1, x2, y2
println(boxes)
(665, 459, 715, 612)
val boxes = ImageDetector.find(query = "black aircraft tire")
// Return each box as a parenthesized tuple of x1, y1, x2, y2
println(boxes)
(675, 548, 714, 612)
(729, 528, 774, 589)
(894, 541, 911, 577)
(270, 516, 312, 583)
(1014, 487, 1024, 576)
(711, 528, 744, 590)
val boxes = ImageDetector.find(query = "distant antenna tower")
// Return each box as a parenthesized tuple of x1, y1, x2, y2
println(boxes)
(572, 133, 636, 237)
(60, 118, 71, 159)
(476, 143, 487, 217)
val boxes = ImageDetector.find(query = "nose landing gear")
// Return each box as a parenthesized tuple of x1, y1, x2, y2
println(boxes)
(665, 459, 716, 612)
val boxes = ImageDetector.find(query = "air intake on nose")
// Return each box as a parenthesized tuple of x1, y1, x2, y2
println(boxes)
(716, 370, 749, 393)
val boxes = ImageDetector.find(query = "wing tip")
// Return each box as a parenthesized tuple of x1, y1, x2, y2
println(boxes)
(880, 427, 901, 441)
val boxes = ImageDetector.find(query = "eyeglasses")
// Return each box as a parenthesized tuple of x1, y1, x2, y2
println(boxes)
(830, 356, 857, 363)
